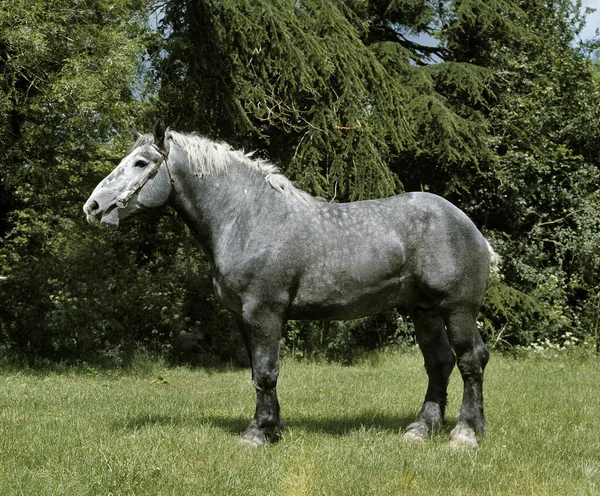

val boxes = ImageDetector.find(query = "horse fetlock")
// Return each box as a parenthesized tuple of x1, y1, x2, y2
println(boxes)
(458, 404, 486, 436)
(420, 401, 445, 431)
(256, 410, 283, 431)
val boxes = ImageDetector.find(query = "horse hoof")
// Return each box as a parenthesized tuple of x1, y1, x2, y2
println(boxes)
(402, 421, 429, 444)
(402, 430, 427, 444)
(449, 424, 479, 449)
(239, 426, 268, 448)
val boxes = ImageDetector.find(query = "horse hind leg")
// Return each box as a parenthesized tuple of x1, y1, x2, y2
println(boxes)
(444, 309, 489, 448)
(403, 308, 456, 443)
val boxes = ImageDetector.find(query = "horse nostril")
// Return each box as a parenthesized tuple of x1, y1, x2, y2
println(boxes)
(84, 199, 100, 217)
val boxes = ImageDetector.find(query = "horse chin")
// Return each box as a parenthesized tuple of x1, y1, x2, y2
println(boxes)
(85, 214, 101, 227)
(99, 209, 121, 229)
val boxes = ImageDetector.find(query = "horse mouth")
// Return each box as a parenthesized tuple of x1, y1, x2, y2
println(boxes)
(84, 208, 120, 229)
(86, 215, 101, 226)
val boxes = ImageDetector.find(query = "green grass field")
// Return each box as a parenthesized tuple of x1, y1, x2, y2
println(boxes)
(0, 350, 598, 495)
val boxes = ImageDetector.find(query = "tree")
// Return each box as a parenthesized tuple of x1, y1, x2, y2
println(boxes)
(442, 0, 600, 347)
(155, 0, 497, 201)
(0, 0, 171, 363)
(2, 0, 599, 363)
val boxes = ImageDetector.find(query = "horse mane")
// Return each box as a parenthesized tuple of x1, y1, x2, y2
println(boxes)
(134, 131, 322, 205)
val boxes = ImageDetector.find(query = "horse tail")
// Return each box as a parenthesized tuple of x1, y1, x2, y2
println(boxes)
(486, 239, 502, 274)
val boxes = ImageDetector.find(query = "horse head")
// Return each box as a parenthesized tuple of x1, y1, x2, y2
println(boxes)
(83, 120, 175, 228)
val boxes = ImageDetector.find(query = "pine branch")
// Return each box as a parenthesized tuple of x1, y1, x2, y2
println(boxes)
(368, 24, 449, 61)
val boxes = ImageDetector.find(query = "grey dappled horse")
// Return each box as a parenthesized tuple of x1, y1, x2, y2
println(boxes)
(84, 120, 495, 448)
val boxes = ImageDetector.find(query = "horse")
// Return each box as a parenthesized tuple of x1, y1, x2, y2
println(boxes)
(84, 120, 495, 448)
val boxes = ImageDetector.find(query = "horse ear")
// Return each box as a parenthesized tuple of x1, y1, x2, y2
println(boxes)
(153, 119, 167, 150)
(131, 125, 142, 141)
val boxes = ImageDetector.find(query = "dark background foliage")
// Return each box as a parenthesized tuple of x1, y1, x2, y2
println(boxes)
(1, 0, 599, 365)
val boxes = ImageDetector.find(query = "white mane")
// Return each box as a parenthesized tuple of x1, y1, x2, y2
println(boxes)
(143, 131, 321, 205)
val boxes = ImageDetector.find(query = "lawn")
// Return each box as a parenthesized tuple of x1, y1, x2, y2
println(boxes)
(0, 350, 598, 495)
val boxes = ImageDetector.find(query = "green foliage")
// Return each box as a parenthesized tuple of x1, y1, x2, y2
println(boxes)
(0, 0, 170, 364)
(1, 0, 600, 364)
(157, 0, 496, 201)
(159, 0, 403, 200)
(0, 214, 246, 365)
(281, 311, 415, 363)
(449, 0, 600, 351)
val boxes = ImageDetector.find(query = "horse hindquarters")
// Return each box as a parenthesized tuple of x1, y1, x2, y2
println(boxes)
(402, 202, 491, 447)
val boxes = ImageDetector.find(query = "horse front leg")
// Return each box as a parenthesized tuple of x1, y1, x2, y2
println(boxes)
(404, 308, 455, 443)
(444, 309, 489, 448)
(237, 303, 284, 447)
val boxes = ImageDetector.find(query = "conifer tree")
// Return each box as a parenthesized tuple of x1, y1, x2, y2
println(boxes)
(156, 0, 494, 201)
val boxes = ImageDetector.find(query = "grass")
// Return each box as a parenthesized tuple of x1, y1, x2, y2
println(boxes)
(0, 349, 599, 495)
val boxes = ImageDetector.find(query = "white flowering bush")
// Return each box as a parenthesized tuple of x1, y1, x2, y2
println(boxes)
(518, 331, 594, 357)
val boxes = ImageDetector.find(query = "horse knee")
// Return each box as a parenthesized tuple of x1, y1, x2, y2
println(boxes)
(441, 348, 457, 373)
(253, 369, 279, 391)
(423, 349, 455, 384)
(251, 346, 280, 385)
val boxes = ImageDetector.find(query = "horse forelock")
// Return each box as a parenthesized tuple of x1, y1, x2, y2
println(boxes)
(133, 130, 321, 206)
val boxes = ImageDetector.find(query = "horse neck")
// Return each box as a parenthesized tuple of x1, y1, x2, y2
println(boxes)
(170, 160, 284, 256)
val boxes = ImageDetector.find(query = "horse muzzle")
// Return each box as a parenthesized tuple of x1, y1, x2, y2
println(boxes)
(83, 198, 120, 229)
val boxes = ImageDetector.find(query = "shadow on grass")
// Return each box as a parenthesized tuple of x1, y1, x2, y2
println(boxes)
(285, 412, 417, 436)
(115, 410, 422, 438)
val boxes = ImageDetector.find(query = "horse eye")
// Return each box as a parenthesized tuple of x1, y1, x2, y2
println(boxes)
(134, 160, 148, 168)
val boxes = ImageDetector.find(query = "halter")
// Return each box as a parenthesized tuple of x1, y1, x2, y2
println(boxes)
(115, 140, 174, 209)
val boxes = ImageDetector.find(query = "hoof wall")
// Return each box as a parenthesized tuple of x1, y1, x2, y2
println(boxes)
(449, 424, 479, 449)
(402, 420, 429, 444)
(402, 430, 427, 444)
(239, 426, 268, 448)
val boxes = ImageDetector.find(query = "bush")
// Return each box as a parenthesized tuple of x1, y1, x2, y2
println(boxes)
(0, 215, 246, 367)
(281, 310, 415, 364)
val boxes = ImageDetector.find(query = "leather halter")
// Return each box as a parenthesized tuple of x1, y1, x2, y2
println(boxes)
(115, 140, 174, 209)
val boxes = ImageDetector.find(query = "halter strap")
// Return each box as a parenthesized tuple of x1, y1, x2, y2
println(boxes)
(115, 140, 174, 209)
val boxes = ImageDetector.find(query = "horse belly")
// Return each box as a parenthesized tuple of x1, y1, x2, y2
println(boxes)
(287, 265, 424, 321)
